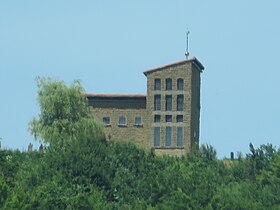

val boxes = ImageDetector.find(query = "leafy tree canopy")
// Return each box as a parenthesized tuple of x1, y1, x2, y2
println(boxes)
(29, 77, 104, 149)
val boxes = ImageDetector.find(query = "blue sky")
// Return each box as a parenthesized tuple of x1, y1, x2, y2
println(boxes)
(0, 1, 279, 158)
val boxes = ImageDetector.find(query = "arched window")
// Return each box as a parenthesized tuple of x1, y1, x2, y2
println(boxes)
(166, 78, 172, 90)
(177, 78, 184, 90)
(118, 116, 126, 125)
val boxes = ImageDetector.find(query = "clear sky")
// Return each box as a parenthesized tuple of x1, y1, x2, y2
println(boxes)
(0, 1, 279, 158)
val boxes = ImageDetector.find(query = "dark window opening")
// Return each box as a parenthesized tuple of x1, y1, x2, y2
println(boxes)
(177, 95, 184, 111)
(165, 127, 172, 147)
(154, 79, 161, 90)
(154, 95, 161, 111)
(135, 116, 142, 125)
(166, 78, 172, 90)
(177, 78, 184, 90)
(154, 127, 160, 147)
(176, 115, 183, 122)
(177, 127, 183, 147)
(166, 95, 172, 111)
(103, 116, 110, 125)
(118, 116, 126, 125)
(154, 115, 161, 123)
(165, 115, 172, 122)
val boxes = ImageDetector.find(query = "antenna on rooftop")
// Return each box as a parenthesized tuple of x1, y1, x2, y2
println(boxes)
(185, 30, 190, 59)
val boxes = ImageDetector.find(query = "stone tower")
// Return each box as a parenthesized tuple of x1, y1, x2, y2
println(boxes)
(144, 57, 204, 156)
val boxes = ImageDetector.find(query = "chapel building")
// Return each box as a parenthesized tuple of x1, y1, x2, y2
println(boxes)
(86, 57, 204, 156)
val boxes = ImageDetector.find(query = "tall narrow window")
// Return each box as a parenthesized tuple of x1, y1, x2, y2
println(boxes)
(165, 127, 172, 147)
(154, 95, 161, 111)
(118, 116, 126, 125)
(177, 127, 183, 147)
(177, 78, 184, 90)
(177, 95, 184, 111)
(154, 79, 161, 90)
(166, 78, 172, 90)
(154, 127, 160, 147)
(166, 95, 172, 111)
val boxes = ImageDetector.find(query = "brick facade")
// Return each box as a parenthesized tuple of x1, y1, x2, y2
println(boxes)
(86, 57, 204, 156)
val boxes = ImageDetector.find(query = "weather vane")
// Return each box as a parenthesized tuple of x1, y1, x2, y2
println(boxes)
(185, 30, 190, 59)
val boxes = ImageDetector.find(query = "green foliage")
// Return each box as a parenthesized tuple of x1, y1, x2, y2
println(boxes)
(2, 79, 280, 209)
(29, 77, 104, 148)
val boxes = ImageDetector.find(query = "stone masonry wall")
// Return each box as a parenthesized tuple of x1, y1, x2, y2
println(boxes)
(91, 107, 148, 149)
(146, 61, 194, 156)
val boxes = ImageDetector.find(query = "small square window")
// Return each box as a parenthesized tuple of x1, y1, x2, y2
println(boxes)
(176, 115, 183, 122)
(165, 115, 172, 122)
(135, 116, 142, 125)
(154, 115, 161, 123)
(118, 116, 126, 125)
(103, 116, 110, 125)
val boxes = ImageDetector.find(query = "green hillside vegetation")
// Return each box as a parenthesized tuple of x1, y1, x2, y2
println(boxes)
(0, 78, 279, 209)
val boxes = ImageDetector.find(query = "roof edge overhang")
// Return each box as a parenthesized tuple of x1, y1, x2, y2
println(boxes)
(143, 57, 204, 76)
(84, 93, 147, 98)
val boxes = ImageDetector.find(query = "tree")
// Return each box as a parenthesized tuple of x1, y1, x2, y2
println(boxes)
(29, 77, 105, 149)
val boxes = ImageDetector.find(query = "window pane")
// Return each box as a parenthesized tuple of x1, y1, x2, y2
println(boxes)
(154, 79, 161, 90)
(165, 115, 172, 122)
(154, 115, 161, 122)
(119, 116, 126, 125)
(176, 115, 183, 122)
(166, 95, 172, 111)
(103, 116, 110, 125)
(135, 116, 142, 125)
(154, 127, 160, 147)
(177, 127, 183, 147)
(177, 79, 184, 90)
(154, 95, 161, 111)
(177, 95, 184, 111)
(165, 127, 172, 147)
(166, 78, 172, 90)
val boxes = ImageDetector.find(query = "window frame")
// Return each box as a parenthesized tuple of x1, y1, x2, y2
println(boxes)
(154, 127, 161, 147)
(154, 94, 161, 111)
(176, 115, 183, 122)
(177, 78, 184, 90)
(134, 116, 142, 126)
(154, 115, 161, 123)
(102, 116, 111, 126)
(166, 78, 172, 90)
(118, 116, 127, 126)
(177, 127, 183, 147)
(177, 95, 184, 111)
(165, 126, 172, 147)
(154, 78, 161, 90)
(165, 95, 172, 111)
(165, 115, 172, 122)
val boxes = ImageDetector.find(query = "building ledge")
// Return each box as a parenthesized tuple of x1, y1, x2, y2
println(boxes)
(153, 146, 185, 149)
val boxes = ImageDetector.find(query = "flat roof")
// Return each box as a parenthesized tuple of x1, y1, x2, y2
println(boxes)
(85, 93, 146, 98)
(143, 57, 204, 76)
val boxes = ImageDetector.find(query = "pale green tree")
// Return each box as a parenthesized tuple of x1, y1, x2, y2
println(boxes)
(29, 77, 105, 149)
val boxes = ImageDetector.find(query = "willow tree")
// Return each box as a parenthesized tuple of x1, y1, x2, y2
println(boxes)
(29, 77, 105, 149)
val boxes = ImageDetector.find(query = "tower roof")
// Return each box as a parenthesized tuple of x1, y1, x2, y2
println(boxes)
(143, 57, 204, 76)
